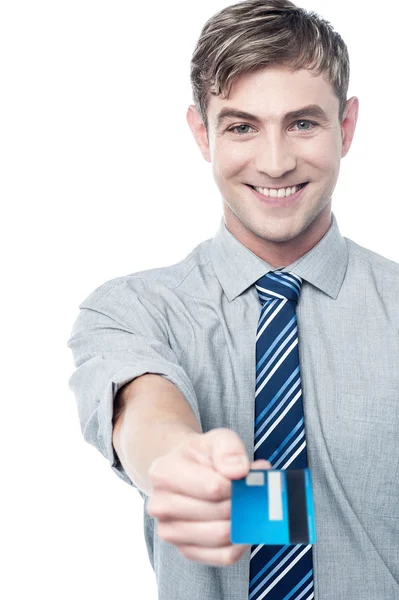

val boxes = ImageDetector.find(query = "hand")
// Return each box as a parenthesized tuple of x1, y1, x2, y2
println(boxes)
(146, 427, 272, 567)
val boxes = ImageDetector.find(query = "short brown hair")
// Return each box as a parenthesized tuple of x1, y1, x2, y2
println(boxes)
(190, 0, 350, 131)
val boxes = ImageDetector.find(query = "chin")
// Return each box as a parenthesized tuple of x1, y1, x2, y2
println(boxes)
(252, 218, 306, 241)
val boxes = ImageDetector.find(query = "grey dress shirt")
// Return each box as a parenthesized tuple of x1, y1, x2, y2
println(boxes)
(67, 211, 399, 600)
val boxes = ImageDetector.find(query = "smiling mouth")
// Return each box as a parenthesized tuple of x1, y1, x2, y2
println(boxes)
(247, 182, 308, 191)
(247, 182, 308, 198)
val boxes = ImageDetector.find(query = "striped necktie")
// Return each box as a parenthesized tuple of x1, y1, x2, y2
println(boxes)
(248, 270, 314, 600)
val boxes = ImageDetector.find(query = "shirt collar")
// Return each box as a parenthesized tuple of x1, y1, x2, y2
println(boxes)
(210, 211, 348, 301)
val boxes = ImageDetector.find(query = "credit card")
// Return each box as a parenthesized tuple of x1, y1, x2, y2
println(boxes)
(230, 468, 316, 545)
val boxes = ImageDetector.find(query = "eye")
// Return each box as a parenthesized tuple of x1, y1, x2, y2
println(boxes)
(227, 124, 256, 135)
(292, 120, 317, 131)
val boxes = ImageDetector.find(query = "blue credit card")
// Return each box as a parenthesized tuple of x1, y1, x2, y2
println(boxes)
(230, 468, 316, 545)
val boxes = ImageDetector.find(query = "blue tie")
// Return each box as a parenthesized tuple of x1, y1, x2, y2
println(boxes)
(248, 270, 314, 600)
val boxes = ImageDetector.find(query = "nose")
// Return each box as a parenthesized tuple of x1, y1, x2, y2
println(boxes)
(254, 129, 297, 179)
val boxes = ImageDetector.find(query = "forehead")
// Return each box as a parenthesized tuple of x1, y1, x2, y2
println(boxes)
(207, 66, 338, 124)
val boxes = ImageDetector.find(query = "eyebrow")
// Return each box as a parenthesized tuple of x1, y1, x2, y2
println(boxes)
(216, 104, 329, 129)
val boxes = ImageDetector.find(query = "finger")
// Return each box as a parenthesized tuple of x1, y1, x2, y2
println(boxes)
(250, 459, 272, 469)
(149, 458, 231, 501)
(147, 491, 231, 521)
(157, 519, 231, 548)
(206, 428, 250, 478)
(177, 543, 251, 567)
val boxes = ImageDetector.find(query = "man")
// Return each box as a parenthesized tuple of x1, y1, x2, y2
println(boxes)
(67, 1, 399, 599)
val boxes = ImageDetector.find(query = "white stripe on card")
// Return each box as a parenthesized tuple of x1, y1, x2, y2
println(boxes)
(268, 471, 283, 521)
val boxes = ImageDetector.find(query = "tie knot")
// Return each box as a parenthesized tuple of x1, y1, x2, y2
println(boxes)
(255, 270, 302, 305)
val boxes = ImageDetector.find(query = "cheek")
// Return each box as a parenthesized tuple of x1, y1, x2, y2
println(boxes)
(316, 149, 337, 172)
(213, 143, 253, 180)
(307, 136, 340, 172)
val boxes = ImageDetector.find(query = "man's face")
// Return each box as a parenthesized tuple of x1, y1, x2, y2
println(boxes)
(187, 65, 358, 266)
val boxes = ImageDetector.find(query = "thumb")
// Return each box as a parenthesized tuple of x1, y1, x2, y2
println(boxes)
(206, 427, 251, 478)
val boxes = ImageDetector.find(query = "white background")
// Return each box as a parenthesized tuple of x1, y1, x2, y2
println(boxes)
(1, 1, 398, 598)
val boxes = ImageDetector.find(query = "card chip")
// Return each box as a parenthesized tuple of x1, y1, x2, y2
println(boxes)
(268, 470, 283, 521)
(246, 472, 264, 486)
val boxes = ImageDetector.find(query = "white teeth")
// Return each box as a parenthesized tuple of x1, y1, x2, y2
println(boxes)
(254, 184, 303, 198)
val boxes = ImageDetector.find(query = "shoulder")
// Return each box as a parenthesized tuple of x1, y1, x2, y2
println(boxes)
(345, 237, 399, 276)
(78, 236, 214, 310)
(344, 238, 399, 312)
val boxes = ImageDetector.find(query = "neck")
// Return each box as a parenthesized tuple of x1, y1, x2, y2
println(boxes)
(223, 204, 332, 268)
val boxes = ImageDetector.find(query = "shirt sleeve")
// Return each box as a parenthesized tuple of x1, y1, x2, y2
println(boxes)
(66, 277, 203, 493)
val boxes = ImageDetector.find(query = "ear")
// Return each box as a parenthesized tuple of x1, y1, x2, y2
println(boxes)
(341, 96, 359, 158)
(186, 105, 211, 163)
